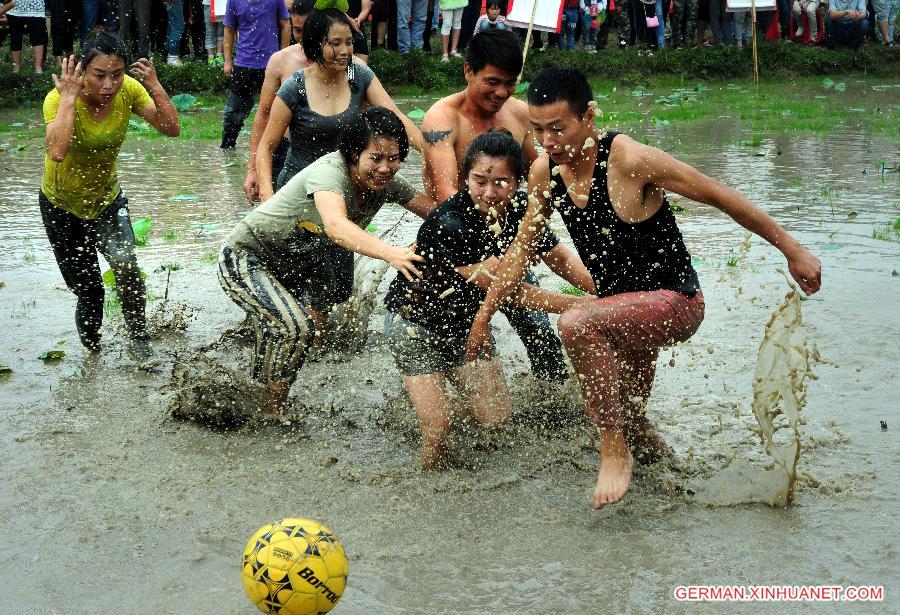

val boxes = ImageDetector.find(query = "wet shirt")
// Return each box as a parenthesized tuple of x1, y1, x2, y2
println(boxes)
(41, 76, 152, 220)
(548, 130, 699, 298)
(385, 190, 558, 338)
(226, 151, 417, 273)
(275, 62, 375, 185)
(224, 0, 289, 69)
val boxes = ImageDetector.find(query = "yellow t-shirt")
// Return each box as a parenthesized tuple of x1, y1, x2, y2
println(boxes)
(41, 76, 153, 220)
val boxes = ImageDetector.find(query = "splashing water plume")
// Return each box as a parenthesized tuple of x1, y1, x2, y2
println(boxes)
(694, 273, 814, 506)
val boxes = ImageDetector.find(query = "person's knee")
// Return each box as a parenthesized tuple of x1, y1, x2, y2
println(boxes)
(557, 307, 594, 348)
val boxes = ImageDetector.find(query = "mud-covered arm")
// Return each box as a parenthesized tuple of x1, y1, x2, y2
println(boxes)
(465, 158, 556, 360)
(457, 256, 587, 313)
(622, 136, 821, 295)
(540, 243, 596, 295)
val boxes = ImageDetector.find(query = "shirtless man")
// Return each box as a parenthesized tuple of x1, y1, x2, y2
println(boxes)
(421, 29, 591, 383)
(242, 0, 316, 204)
(466, 67, 822, 510)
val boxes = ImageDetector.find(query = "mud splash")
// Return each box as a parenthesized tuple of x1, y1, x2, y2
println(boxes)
(693, 275, 815, 506)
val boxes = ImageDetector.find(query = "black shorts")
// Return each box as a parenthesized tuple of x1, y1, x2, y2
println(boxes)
(229, 66, 266, 100)
(7, 15, 48, 50)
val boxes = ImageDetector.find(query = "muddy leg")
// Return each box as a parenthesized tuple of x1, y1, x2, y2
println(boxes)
(403, 372, 453, 470)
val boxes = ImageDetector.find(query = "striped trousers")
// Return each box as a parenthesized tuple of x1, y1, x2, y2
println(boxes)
(218, 245, 315, 386)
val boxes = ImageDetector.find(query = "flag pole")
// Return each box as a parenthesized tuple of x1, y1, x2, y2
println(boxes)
(518, 0, 541, 84)
(751, 0, 759, 90)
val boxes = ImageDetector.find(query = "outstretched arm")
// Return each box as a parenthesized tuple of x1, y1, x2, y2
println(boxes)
(402, 192, 438, 219)
(458, 256, 586, 313)
(315, 190, 426, 281)
(623, 137, 822, 294)
(465, 157, 555, 361)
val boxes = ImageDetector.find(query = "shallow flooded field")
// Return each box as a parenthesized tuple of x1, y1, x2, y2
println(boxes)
(0, 80, 898, 613)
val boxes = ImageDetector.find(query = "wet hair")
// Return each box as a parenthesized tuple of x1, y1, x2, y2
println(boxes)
(461, 129, 526, 184)
(291, 0, 317, 15)
(81, 32, 129, 70)
(302, 8, 354, 64)
(338, 106, 410, 166)
(528, 67, 593, 115)
(465, 29, 522, 77)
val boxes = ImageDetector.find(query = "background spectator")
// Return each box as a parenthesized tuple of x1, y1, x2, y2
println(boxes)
(8, 0, 47, 74)
(733, 7, 753, 47)
(561, 0, 580, 49)
(707, 0, 733, 45)
(873, 0, 897, 44)
(47, 0, 77, 65)
(474, 0, 510, 33)
(221, 0, 289, 148)
(440, 0, 467, 59)
(180, 0, 207, 61)
(82, 0, 117, 43)
(202, 0, 224, 64)
(826, 0, 869, 47)
(397, 0, 426, 52)
(118, 0, 152, 58)
(165, 0, 185, 65)
(671, 0, 698, 47)
(792, 0, 820, 43)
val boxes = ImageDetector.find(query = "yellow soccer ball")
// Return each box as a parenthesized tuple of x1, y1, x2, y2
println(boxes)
(241, 518, 349, 615)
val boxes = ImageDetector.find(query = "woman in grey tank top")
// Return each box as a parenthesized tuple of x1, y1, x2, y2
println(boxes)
(256, 7, 422, 201)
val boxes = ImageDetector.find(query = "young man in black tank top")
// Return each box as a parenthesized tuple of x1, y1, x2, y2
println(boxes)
(466, 68, 822, 511)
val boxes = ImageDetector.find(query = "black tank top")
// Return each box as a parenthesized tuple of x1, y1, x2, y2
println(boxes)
(548, 131, 700, 298)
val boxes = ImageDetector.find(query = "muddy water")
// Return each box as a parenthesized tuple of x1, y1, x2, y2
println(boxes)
(1, 97, 898, 613)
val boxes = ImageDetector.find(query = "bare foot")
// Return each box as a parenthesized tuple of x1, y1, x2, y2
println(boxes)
(593, 429, 634, 509)
(624, 416, 673, 465)
(421, 443, 450, 470)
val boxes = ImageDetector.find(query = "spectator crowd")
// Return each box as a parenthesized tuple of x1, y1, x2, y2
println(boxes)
(0, 0, 895, 77)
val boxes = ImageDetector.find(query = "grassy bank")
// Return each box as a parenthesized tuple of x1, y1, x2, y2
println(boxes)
(1, 42, 898, 106)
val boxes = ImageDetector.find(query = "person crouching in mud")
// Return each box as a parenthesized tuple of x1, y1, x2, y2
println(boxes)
(466, 68, 822, 509)
(41, 33, 180, 362)
(219, 107, 435, 415)
(383, 130, 596, 469)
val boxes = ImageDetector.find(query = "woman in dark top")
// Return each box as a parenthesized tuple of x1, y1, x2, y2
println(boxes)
(384, 131, 594, 469)
(256, 6, 421, 199)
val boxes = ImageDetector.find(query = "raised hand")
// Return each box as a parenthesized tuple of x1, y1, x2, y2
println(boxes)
(52, 55, 84, 100)
(130, 58, 160, 89)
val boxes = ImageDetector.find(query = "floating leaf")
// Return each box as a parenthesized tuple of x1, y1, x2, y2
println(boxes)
(406, 108, 426, 120)
(200, 223, 219, 232)
(39, 350, 65, 362)
(132, 217, 152, 246)
(847, 211, 857, 220)
(821, 243, 842, 252)
(0, 364, 12, 374)
(170, 194, 199, 202)
(128, 118, 152, 131)
(163, 229, 177, 241)
(170, 93, 198, 111)
(15, 143, 28, 151)
(834, 82, 846, 92)
(822, 77, 835, 89)
(515, 82, 529, 95)
(366, 224, 377, 233)
(560, 284, 585, 297)
(223, 160, 237, 168)
(631, 88, 654, 97)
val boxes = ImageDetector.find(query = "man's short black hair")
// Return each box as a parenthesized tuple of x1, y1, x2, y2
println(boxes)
(461, 129, 526, 183)
(527, 67, 593, 115)
(81, 32, 130, 70)
(291, 0, 316, 15)
(465, 29, 522, 77)
(302, 8, 353, 64)
(338, 106, 410, 166)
